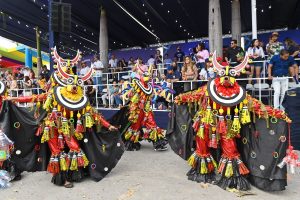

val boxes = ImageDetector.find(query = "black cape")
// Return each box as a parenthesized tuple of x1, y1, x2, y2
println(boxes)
(167, 104, 288, 191)
(0, 100, 125, 182)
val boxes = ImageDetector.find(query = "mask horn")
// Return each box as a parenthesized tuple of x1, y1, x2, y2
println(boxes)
(57, 62, 71, 79)
(212, 51, 225, 72)
(51, 46, 65, 63)
(70, 49, 82, 64)
(81, 68, 93, 82)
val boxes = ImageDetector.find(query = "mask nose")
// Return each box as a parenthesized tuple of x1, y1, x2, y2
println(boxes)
(72, 86, 77, 93)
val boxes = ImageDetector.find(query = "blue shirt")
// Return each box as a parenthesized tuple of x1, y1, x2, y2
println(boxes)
(174, 51, 185, 62)
(269, 55, 296, 76)
(166, 71, 181, 80)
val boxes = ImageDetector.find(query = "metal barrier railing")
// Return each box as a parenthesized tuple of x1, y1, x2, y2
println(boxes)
(3, 58, 299, 110)
(4, 76, 298, 111)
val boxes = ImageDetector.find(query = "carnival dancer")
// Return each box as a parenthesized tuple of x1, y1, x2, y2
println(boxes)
(167, 52, 296, 191)
(117, 63, 174, 151)
(3, 47, 124, 188)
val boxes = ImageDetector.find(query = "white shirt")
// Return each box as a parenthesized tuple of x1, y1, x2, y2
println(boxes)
(147, 58, 155, 66)
(247, 47, 265, 58)
(199, 68, 207, 80)
(91, 60, 104, 77)
(23, 69, 30, 77)
(80, 66, 91, 76)
(109, 59, 118, 68)
(207, 67, 216, 79)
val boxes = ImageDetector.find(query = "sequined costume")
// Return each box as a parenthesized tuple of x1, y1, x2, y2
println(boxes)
(4, 47, 123, 187)
(121, 64, 174, 151)
(168, 52, 297, 191)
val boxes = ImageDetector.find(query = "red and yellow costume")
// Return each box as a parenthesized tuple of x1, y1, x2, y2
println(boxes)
(172, 52, 293, 190)
(121, 64, 169, 151)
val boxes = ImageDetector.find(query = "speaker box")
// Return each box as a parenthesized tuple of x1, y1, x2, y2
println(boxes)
(50, 2, 71, 32)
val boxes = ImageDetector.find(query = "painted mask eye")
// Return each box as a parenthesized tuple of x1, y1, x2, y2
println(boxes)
(61, 62, 68, 67)
(77, 79, 83, 86)
(229, 69, 236, 77)
(67, 77, 74, 84)
(218, 69, 226, 76)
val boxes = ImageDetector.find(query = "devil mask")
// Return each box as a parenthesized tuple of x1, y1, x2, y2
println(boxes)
(207, 51, 249, 107)
(51, 46, 93, 111)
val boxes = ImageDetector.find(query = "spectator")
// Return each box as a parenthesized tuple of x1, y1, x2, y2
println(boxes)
(174, 46, 185, 71)
(9, 74, 18, 97)
(91, 55, 104, 91)
(112, 80, 123, 108)
(167, 63, 183, 95)
(40, 65, 50, 81)
(118, 58, 127, 72)
(189, 47, 197, 62)
(155, 50, 162, 65)
(266, 32, 284, 59)
(22, 67, 30, 77)
(268, 49, 298, 110)
(85, 79, 97, 106)
(196, 43, 209, 70)
(199, 67, 207, 80)
(101, 83, 115, 108)
(284, 38, 300, 82)
(79, 62, 90, 76)
(147, 55, 155, 66)
(109, 54, 118, 68)
(225, 39, 245, 64)
(247, 39, 265, 84)
(128, 57, 135, 69)
(109, 55, 118, 79)
(156, 74, 169, 110)
(23, 76, 32, 97)
(181, 56, 198, 91)
(166, 65, 180, 83)
(163, 54, 172, 73)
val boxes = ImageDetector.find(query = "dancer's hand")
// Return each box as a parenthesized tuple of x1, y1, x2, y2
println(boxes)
(108, 125, 118, 131)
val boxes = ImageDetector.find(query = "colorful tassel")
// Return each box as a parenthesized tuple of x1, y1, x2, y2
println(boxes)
(200, 158, 208, 174)
(187, 153, 196, 168)
(124, 130, 133, 140)
(203, 106, 214, 124)
(74, 132, 83, 140)
(61, 118, 70, 136)
(70, 154, 78, 171)
(58, 134, 64, 149)
(217, 116, 227, 134)
(207, 157, 215, 172)
(65, 154, 71, 169)
(77, 153, 85, 167)
(59, 154, 68, 171)
(218, 158, 226, 174)
(41, 127, 50, 143)
(240, 106, 251, 125)
(237, 159, 250, 175)
(82, 153, 89, 167)
(149, 129, 158, 141)
(75, 119, 85, 133)
(197, 124, 205, 139)
(43, 95, 53, 111)
(209, 133, 218, 148)
(47, 157, 60, 174)
(224, 160, 233, 178)
(85, 113, 94, 128)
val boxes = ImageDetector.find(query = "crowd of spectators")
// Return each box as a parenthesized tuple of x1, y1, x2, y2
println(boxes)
(1, 31, 299, 110)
